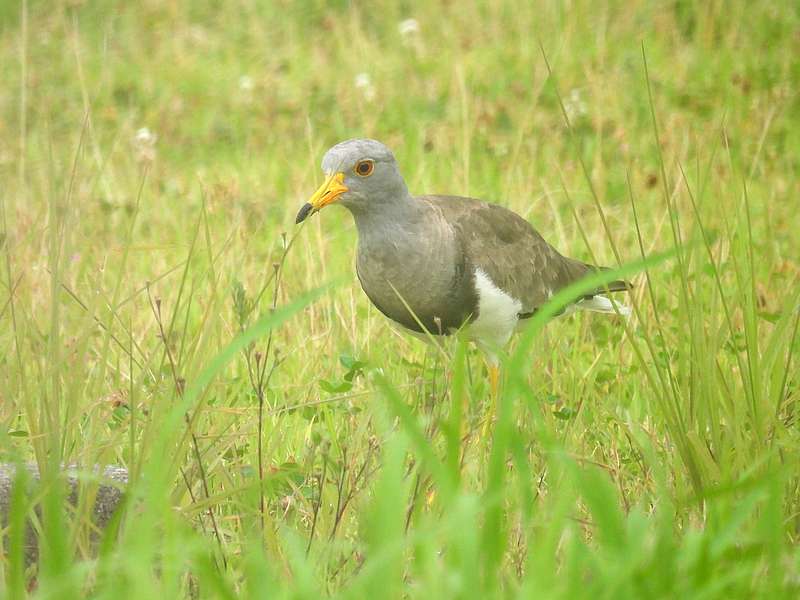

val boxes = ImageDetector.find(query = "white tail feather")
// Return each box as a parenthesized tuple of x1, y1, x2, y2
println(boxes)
(576, 295, 632, 317)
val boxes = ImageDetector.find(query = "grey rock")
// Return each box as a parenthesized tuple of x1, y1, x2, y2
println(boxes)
(0, 462, 128, 567)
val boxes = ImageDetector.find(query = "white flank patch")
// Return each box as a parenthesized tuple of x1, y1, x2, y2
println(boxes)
(469, 268, 522, 359)
(576, 295, 632, 317)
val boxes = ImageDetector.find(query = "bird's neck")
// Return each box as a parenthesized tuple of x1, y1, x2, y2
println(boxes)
(349, 192, 421, 240)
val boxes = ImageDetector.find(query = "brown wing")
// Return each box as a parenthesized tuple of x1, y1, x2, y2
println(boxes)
(419, 195, 625, 315)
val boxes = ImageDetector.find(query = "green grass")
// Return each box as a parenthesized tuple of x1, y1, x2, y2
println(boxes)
(1, 0, 799, 597)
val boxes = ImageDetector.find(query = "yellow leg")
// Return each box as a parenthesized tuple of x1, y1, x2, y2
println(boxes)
(488, 364, 500, 397)
(482, 364, 500, 439)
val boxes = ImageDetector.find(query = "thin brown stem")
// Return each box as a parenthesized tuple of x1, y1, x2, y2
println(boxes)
(147, 286, 228, 569)
(306, 452, 328, 556)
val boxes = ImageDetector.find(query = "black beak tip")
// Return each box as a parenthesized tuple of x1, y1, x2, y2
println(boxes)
(295, 203, 313, 224)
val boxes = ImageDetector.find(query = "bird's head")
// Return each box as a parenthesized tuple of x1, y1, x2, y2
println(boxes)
(295, 138, 408, 223)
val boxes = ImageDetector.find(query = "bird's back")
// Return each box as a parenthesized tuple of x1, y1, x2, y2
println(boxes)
(418, 195, 598, 314)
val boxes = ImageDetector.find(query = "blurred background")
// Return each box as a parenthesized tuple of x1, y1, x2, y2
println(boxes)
(0, 0, 798, 597)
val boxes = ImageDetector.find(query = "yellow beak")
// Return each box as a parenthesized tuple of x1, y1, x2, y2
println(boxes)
(296, 172, 348, 223)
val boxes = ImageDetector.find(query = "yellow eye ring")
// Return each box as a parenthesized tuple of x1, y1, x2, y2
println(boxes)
(354, 159, 375, 177)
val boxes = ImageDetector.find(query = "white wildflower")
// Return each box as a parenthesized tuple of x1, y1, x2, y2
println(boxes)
(135, 127, 155, 145)
(564, 88, 588, 121)
(398, 18, 420, 49)
(354, 72, 376, 101)
(398, 18, 420, 37)
(354, 73, 371, 88)
(133, 127, 157, 163)
(238, 75, 254, 92)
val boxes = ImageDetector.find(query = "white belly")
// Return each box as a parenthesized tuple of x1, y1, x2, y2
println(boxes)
(468, 268, 522, 361)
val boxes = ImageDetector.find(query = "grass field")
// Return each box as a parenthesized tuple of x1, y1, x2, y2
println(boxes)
(1, 0, 799, 597)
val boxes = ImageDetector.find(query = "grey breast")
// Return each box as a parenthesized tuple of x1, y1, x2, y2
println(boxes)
(353, 199, 479, 335)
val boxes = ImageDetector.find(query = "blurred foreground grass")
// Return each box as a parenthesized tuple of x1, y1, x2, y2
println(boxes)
(1, 0, 799, 597)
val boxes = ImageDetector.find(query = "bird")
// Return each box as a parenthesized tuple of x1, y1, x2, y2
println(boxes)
(295, 138, 631, 396)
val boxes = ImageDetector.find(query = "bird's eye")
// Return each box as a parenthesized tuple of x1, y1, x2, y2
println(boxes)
(354, 159, 374, 177)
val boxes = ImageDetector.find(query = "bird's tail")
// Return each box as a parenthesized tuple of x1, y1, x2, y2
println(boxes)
(574, 265, 633, 317)
(583, 265, 633, 297)
(575, 295, 632, 317)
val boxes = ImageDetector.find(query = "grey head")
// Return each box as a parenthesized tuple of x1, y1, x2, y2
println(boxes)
(296, 138, 410, 223)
